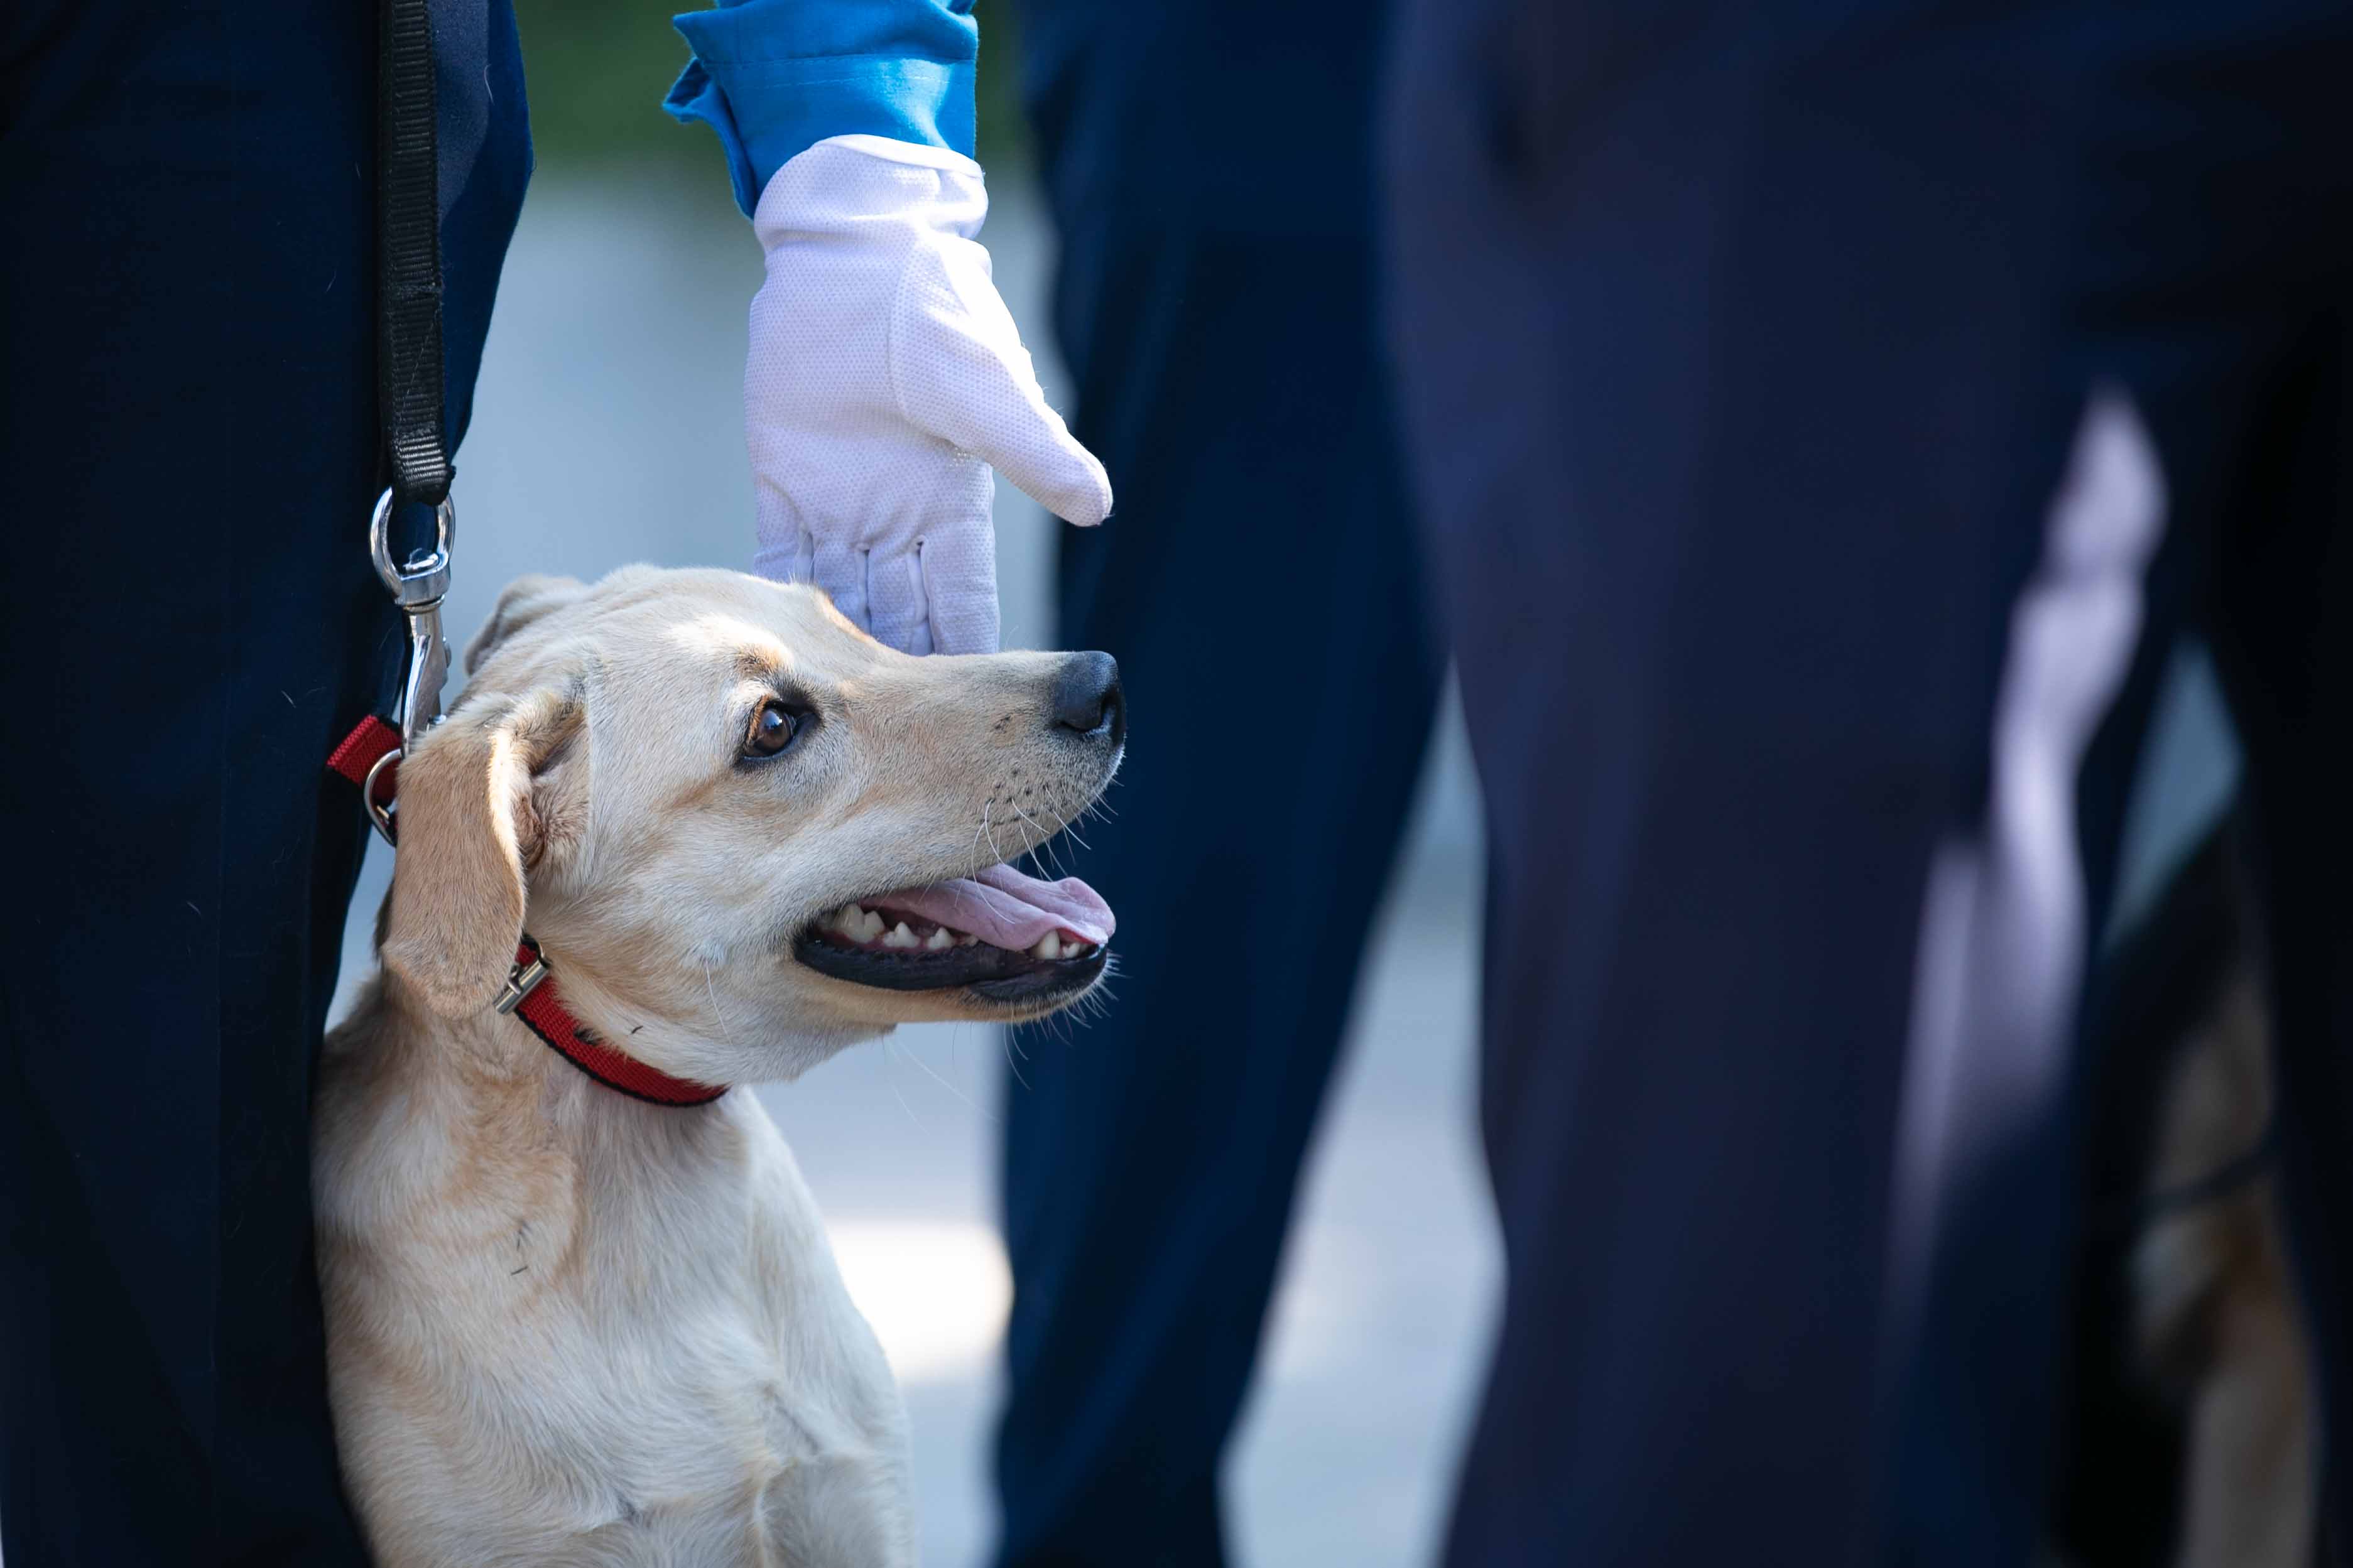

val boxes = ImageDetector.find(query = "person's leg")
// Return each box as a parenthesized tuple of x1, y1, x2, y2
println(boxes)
(1861, 13, 2353, 1555)
(2203, 291, 2353, 1552)
(992, 6, 1442, 1564)
(0, 3, 525, 1560)
(1390, 12, 2070, 1552)
(1383, 2, 2347, 1561)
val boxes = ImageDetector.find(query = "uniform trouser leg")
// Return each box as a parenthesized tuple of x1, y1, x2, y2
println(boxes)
(2202, 306, 2353, 1559)
(991, 214, 1443, 1565)
(0, 6, 384, 1559)
(0, 3, 519, 1560)
(1386, 2, 2353, 1562)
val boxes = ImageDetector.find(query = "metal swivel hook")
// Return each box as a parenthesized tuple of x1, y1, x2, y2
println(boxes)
(369, 486, 456, 755)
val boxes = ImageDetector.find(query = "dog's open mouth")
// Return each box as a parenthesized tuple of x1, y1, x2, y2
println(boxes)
(792, 863, 1113, 1002)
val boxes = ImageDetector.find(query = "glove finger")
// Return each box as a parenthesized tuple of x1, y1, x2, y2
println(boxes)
(896, 239, 1114, 526)
(981, 387, 1113, 529)
(807, 534, 872, 637)
(918, 512, 1001, 656)
(864, 545, 933, 656)
(751, 516, 816, 586)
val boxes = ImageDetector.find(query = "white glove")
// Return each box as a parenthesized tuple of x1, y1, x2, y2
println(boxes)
(744, 134, 1111, 655)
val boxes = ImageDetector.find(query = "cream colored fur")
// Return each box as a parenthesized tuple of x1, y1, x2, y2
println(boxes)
(2136, 966, 2313, 1568)
(315, 566, 1120, 1566)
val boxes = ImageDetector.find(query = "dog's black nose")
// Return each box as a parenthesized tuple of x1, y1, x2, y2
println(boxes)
(1050, 651, 1124, 743)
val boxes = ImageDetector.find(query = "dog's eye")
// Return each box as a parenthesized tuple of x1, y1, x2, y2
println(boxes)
(744, 699, 799, 759)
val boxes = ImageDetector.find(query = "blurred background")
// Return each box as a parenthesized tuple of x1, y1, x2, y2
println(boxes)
(327, 4, 1502, 1562)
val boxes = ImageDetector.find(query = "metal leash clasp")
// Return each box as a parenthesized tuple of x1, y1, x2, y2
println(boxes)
(366, 486, 456, 845)
(371, 486, 455, 750)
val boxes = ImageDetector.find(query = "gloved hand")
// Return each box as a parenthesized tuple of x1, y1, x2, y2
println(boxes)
(744, 133, 1111, 655)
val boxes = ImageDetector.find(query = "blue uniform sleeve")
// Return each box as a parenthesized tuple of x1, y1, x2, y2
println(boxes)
(665, 0, 979, 218)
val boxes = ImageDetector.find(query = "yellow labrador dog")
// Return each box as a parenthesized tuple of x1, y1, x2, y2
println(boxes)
(313, 566, 1122, 1567)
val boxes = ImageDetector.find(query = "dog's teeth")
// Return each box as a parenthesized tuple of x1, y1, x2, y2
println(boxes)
(1066, 942, 1092, 960)
(883, 922, 920, 949)
(859, 909, 886, 941)
(1031, 931, 1062, 960)
(925, 927, 954, 951)
(830, 904, 861, 933)
(958, 934, 979, 946)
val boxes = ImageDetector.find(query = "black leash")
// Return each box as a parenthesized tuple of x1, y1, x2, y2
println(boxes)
(327, 0, 455, 837)
(378, 0, 449, 507)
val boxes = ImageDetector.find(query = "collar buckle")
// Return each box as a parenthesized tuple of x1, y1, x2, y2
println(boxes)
(495, 947, 550, 1015)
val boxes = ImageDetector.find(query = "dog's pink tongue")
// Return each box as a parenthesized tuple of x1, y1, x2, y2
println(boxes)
(879, 863, 1115, 950)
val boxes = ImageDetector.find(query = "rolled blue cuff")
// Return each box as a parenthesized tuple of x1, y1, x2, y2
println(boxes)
(665, 0, 978, 218)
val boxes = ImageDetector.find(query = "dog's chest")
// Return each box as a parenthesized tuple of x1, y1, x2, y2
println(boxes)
(321, 1086, 914, 1567)
(475, 1306, 910, 1567)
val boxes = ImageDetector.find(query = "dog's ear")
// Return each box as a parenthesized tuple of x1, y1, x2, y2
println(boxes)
(381, 685, 586, 1017)
(464, 575, 587, 676)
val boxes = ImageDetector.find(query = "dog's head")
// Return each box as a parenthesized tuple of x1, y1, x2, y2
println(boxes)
(378, 566, 1124, 1083)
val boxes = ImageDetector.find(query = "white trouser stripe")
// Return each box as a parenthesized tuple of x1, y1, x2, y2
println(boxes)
(1887, 391, 2168, 1352)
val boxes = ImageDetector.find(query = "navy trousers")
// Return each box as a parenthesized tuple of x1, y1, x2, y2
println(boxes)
(1001, 0, 2353, 1563)
(1386, 1, 2353, 1564)
(0, 4, 525, 1562)
(992, 4, 1443, 1563)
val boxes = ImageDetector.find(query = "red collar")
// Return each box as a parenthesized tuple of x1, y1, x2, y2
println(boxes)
(330, 715, 727, 1108)
(499, 938, 729, 1108)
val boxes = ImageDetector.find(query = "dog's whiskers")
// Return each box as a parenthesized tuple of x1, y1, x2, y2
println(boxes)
(1009, 803, 1072, 879)
(882, 1040, 924, 1128)
(967, 798, 997, 873)
(980, 797, 1011, 868)
(892, 1032, 996, 1123)
(700, 957, 739, 1056)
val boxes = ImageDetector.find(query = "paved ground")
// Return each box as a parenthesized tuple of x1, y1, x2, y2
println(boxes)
(329, 169, 1502, 1566)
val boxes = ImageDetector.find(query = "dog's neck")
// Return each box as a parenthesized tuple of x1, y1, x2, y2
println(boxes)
(482, 907, 886, 1090)
(366, 970, 701, 1118)
(382, 970, 554, 1089)
(496, 939, 730, 1106)
(324, 969, 767, 1268)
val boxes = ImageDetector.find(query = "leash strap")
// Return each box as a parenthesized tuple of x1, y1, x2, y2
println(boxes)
(327, 9, 723, 1109)
(327, 713, 406, 835)
(326, 715, 403, 802)
(378, 0, 450, 507)
(327, 0, 457, 838)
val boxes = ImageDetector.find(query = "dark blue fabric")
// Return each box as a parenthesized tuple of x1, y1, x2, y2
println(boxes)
(0, 3, 527, 1560)
(992, 4, 1437, 1564)
(1382, 1, 2353, 1563)
(434, 0, 534, 463)
(666, 0, 977, 217)
(1014, 0, 1383, 240)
